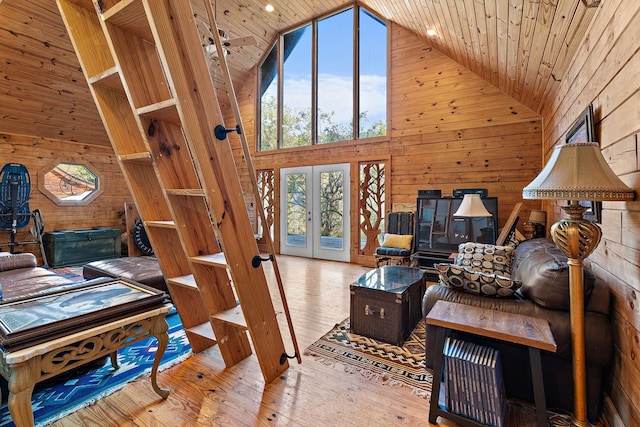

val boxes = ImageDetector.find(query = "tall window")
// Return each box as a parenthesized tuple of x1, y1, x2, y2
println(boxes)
(258, 5, 387, 151)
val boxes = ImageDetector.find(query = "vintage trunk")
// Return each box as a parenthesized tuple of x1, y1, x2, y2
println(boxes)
(349, 266, 426, 346)
(43, 228, 121, 267)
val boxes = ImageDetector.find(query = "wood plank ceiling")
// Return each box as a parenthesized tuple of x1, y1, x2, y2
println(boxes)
(0, 0, 598, 147)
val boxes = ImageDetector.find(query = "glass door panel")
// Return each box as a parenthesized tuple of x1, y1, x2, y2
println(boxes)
(280, 164, 350, 261)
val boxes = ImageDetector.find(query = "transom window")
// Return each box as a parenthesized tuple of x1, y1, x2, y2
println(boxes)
(259, 5, 387, 151)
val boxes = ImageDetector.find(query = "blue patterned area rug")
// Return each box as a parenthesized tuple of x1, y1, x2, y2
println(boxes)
(0, 308, 191, 427)
(304, 318, 432, 399)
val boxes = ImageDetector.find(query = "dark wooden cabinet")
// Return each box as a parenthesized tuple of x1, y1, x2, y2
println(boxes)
(412, 196, 498, 275)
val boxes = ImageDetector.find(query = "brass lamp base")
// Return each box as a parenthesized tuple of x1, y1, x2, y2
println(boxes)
(550, 202, 601, 426)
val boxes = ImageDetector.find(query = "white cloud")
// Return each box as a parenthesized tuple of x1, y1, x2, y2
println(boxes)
(282, 73, 386, 125)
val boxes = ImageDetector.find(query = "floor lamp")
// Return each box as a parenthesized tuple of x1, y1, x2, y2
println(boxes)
(523, 142, 635, 425)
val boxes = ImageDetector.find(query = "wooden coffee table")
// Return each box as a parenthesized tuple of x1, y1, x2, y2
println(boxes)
(0, 304, 172, 427)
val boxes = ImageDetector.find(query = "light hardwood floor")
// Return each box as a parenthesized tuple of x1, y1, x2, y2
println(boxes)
(49, 256, 540, 426)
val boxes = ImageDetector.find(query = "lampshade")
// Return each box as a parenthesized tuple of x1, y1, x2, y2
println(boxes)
(523, 142, 635, 201)
(453, 194, 492, 217)
(529, 210, 547, 224)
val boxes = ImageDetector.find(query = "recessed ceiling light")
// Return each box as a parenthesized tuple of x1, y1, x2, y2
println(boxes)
(265, 4, 274, 12)
(426, 28, 437, 37)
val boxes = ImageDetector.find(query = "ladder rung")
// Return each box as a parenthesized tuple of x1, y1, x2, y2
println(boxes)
(165, 189, 205, 197)
(211, 306, 247, 330)
(167, 274, 197, 289)
(137, 99, 180, 125)
(145, 220, 176, 229)
(100, 0, 153, 42)
(191, 253, 227, 268)
(88, 66, 123, 92)
(187, 321, 217, 342)
(119, 152, 152, 163)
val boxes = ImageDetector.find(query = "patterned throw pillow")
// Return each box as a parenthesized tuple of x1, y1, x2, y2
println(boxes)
(435, 263, 522, 298)
(454, 242, 515, 277)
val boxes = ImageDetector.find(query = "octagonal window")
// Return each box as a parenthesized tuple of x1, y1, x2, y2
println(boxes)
(38, 161, 103, 206)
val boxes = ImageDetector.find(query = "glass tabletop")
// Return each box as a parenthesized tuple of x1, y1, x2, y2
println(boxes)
(352, 265, 425, 293)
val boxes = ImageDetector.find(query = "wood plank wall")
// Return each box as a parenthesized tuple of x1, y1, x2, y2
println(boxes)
(0, 133, 128, 261)
(235, 23, 543, 264)
(541, 1, 640, 425)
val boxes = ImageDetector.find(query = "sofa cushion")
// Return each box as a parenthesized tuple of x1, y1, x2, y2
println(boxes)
(512, 238, 595, 311)
(454, 242, 515, 276)
(435, 263, 522, 297)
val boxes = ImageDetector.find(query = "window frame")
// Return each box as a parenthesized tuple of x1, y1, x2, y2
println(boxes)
(38, 159, 103, 207)
(257, 4, 388, 152)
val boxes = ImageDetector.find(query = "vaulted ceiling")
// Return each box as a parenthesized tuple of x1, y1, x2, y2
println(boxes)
(0, 0, 598, 146)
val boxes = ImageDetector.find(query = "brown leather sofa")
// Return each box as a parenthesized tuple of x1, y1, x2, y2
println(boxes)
(0, 252, 108, 400)
(0, 252, 76, 300)
(422, 238, 612, 421)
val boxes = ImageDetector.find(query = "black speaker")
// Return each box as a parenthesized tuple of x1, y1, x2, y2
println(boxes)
(452, 188, 488, 197)
(418, 189, 442, 198)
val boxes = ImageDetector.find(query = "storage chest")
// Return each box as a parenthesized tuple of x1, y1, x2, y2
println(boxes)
(350, 266, 426, 346)
(44, 228, 121, 267)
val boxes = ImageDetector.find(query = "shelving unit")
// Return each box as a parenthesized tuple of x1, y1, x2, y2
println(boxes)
(56, 0, 289, 383)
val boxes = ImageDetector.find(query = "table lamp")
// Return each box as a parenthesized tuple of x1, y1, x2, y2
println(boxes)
(453, 194, 492, 242)
(529, 209, 547, 238)
(523, 142, 635, 425)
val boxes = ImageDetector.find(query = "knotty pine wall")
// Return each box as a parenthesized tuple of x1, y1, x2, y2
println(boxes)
(541, 1, 640, 425)
(235, 23, 543, 264)
(0, 133, 128, 262)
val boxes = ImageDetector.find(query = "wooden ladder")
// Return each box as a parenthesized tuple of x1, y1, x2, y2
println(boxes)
(56, 0, 293, 383)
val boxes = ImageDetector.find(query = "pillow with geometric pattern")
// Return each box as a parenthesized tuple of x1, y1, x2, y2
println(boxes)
(454, 242, 515, 277)
(435, 263, 522, 298)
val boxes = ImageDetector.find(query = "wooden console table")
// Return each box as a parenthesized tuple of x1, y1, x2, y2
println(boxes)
(426, 300, 557, 427)
(0, 304, 172, 427)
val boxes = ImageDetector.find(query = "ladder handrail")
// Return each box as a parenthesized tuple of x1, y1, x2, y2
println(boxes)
(203, 1, 301, 365)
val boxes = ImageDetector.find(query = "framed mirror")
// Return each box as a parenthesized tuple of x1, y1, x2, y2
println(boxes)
(565, 104, 601, 223)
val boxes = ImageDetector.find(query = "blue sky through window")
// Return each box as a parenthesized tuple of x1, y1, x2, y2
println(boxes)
(283, 8, 386, 128)
(260, 6, 387, 149)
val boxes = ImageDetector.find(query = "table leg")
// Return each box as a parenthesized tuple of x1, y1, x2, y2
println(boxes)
(109, 351, 119, 369)
(150, 314, 170, 399)
(429, 326, 447, 424)
(8, 360, 37, 427)
(529, 347, 548, 427)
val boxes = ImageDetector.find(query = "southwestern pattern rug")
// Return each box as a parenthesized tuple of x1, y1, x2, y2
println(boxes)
(0, 304, 191, 427)
(304, 318, 432, 399)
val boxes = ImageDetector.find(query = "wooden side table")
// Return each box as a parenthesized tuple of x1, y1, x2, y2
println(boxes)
(426, 300, 557, 427)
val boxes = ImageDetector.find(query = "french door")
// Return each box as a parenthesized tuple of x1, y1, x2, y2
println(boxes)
(280, 163, 350, 262)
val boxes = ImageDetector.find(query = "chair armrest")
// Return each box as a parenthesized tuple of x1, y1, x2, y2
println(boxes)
(0, 253, 37, 272)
